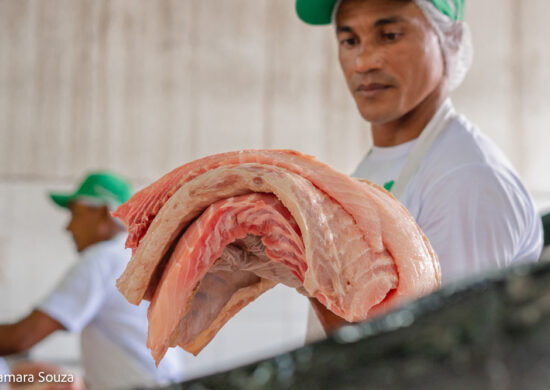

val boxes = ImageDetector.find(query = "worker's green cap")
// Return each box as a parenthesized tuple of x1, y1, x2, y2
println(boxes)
(49, 171, 132, 210)
(296, 0, 464, 25)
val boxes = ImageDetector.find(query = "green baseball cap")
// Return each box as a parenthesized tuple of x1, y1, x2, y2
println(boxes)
(296, 0, 464, 25)
(49, 171, 133, 210)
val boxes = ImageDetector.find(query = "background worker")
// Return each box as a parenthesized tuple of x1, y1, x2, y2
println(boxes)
(0, 172, 186, 389)
(295, 0, 543, 333)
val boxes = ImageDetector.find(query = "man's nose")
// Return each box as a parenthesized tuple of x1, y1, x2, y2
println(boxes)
(354, 44, 383, 73)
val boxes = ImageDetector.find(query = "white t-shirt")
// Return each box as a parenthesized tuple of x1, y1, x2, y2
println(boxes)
(0, 357, 8, 388)
(0, 358, 7, 372)
(39, 234, 186, 390)
(353, 112, 543, 284)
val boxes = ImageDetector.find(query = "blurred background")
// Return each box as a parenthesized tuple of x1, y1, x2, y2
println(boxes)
(0, 0, 549, 381)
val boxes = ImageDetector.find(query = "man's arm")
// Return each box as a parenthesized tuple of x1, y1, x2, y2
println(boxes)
(0, 310, 64, 355)
(309, 298, 351, 334)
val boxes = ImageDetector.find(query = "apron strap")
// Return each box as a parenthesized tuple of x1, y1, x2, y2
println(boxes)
(391, 99, 457, 200)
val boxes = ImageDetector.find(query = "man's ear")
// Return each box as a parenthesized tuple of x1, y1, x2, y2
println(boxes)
(99, 205, 111, 220)
(97, 205, 114, 236)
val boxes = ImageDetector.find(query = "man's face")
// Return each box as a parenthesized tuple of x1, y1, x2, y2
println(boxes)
(66, 202, 108, 252)
(336, 0, 445, 124)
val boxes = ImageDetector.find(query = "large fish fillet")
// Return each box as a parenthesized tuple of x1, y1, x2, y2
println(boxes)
(114, 150, 441, 364)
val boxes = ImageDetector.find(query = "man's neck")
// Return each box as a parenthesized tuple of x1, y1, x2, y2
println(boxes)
(78, 227, 126, 253)
(371, 87, 448, 147)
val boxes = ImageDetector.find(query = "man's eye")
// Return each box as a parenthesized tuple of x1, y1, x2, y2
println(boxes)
(382, 32, 400, 41)
(340, 37, 357, 47)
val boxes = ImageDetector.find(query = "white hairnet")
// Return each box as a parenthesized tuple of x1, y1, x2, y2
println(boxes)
(413, 0, 473, 91)
(332, 0, 473, 91)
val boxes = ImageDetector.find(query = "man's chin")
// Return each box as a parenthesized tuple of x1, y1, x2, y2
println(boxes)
(355, 101, 397, 124)
(73, 241, 84, 253)
(358, 109, 398, 125)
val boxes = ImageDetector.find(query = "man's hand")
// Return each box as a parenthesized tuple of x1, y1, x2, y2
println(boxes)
(308, 298, 351, 335)
(0, 310, 64, 356)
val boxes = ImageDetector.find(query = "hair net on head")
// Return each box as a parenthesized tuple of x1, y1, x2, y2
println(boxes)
(413, 0, 473, 91)
(331, 0, 473, 91)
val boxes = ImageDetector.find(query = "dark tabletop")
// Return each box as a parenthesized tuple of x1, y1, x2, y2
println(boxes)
(157, 260, 550, 390)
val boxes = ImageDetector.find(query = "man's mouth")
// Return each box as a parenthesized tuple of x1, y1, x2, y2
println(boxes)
(356, 83, 392, 98)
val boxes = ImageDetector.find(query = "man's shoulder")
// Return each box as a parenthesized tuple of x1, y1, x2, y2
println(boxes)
(81, 234, 131, 271)
(404, 113, 540, 230)
(415, 115, 516, 187)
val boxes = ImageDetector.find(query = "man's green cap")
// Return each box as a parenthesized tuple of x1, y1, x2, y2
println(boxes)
(296, 0, 464, 25)
(49, 171, 132, 210)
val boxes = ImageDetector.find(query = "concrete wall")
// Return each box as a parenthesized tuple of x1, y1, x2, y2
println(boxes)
(1, 0, 549, 380)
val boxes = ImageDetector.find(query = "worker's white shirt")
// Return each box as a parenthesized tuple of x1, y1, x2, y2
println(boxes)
(353, 113, 543, 284)
(39, 233, 186, 390)
(0, 358, 8, 386)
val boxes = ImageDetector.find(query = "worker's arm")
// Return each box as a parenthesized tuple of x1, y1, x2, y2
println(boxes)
(309, 298, 351, 335)
(0, 310, 64, 355)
